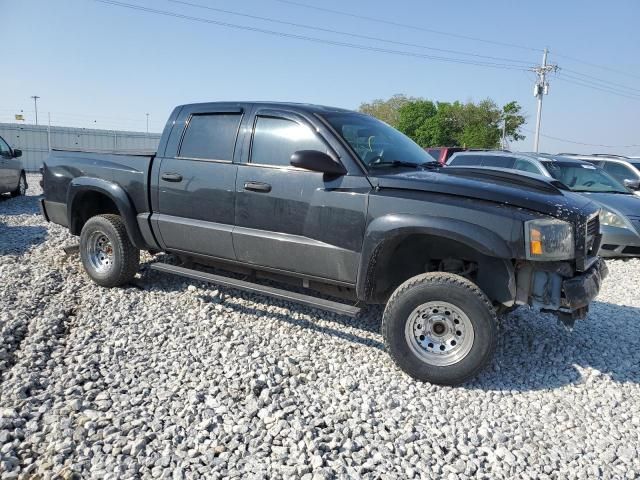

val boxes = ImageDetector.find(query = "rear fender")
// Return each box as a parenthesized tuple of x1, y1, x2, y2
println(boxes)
(67, 177, 147, 249)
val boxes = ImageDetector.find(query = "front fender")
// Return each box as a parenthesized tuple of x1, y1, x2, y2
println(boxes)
(356, 214, 517, 301)
(67, 177, 146, 249)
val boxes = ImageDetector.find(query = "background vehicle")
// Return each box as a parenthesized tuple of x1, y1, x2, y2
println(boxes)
(448, 151, 640, 257)
(425, 147, 466, 165)
(558, 154, 640, 195)
(0, 135, 27, 197)
(40, 102, 606, 385)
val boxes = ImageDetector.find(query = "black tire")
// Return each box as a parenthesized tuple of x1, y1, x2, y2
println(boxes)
(79, 214, 140, 287)
(10, 172, 27, 197)
(382, 272, 497, 385)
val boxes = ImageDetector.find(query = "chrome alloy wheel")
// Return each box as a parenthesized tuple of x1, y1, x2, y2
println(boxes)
(86, 231, 114, 273)
(404, 301, 475, 366)
(18, 176, 26, 195)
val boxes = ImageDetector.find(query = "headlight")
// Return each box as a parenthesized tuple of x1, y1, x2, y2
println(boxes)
(599, 207, 633, 230)
(525, 218, 574, 260)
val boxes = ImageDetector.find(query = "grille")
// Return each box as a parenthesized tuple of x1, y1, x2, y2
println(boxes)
(585, 215, 599, 253)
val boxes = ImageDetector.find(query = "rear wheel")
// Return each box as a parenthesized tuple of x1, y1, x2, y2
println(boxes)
(10, 173, 27, 197)
(382, 272, 497, 385)
(79, 214, 140, 287)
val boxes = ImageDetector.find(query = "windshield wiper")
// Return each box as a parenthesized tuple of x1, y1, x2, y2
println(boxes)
(369, 160, 439, 169)
(572, 189, 629, 194)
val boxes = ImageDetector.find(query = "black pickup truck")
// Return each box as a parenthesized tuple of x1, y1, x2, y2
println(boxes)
(40, 102, 607, 385)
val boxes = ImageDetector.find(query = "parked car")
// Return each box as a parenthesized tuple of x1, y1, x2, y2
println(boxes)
(558, 154, 640, 196)
(0, 135, 27, 197)
(425, 146, 466, 165)
(447, 151, 640, 257)
(40, 102, 607, 385)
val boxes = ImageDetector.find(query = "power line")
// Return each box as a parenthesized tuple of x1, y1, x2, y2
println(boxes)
(269, 0, 542, 53)
(555, 75, 640, 101)
(168, 0, 532, 66)
(94, 0, 530, 70)
(561, 68, 640, 95)
(267, 0, 640, 88)
(552, 52, 640, 81)
(522, 128, 640, 149)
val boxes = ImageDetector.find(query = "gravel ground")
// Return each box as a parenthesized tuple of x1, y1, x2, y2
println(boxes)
(1, 174, 639, 479)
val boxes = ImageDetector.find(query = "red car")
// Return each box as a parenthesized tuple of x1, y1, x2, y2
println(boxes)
(425, 147, 466, 165)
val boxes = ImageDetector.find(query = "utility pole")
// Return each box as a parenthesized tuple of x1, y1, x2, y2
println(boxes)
(146, 113, 149, 134)
(31, 96, 40, 125)
(532, 48, 558, 152)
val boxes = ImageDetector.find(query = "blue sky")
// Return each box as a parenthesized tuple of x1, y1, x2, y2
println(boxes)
(2, 0, 639, 154)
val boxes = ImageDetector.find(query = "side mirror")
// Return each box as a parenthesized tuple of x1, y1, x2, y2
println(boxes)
(12, 149, 22, 158)
(623, 178, 640, 190)
(290, 150, 347, 176)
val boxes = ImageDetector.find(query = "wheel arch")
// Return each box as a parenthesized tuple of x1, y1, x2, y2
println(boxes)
(357, 214, 516, 304)
(67, 177, 147, 249)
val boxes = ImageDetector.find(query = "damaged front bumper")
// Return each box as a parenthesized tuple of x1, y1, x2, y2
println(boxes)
(515, 258, 608, 327)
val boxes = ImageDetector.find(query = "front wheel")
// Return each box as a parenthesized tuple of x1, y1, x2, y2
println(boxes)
(382, 272, 497, 385)
(10, 173, 27, 197)
(79, 214, 140, 287)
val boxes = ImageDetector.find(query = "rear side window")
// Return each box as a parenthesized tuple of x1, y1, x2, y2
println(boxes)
(251, 116, 326, 167)
(179, 113, 242, 161)
(448, 154, 484, 166)
(481, 156, 515, 168)
(514, 159, 542, 174)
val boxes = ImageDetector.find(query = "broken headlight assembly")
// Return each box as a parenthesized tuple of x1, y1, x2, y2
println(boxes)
(525, 218, 574, 261)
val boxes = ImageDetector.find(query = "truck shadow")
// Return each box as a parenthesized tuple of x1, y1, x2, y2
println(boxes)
(0, 222, 48, 255)
(139, 264, 639, 391)
(0, 193, 42, 216)
(469, 301, 640, 391)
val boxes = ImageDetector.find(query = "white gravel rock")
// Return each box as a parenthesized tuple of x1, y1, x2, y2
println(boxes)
(0, 174, 639, 478)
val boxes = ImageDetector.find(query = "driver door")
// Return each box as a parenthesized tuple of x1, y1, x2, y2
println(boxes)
(233, 109, 370, 284)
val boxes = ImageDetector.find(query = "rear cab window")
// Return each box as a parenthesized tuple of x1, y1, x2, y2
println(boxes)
(179, 113, 243, 161)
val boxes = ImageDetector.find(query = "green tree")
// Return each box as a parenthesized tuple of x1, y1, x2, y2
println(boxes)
(502, 101, 526, 144)
(358, 94, 418, 127)
(359, 94, 526, 149)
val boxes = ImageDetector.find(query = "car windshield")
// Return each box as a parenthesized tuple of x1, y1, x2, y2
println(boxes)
(321, 112, 436, 170)
(629, 161, 640, 170)
(542, 161, 629, 193)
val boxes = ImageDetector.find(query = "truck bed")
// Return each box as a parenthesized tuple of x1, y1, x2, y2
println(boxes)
(41, 149, 155, 225)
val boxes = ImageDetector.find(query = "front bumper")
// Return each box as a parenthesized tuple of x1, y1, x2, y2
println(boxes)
(599, 224, 640, 257)
(516, 258, 608, 323)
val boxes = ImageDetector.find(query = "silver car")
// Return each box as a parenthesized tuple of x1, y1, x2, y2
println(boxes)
(447, 151, 640, 257)
(558, 154, 640, 196)
(0, 135, 27, 196)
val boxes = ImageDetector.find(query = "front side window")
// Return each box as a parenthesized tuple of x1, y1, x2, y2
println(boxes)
(250, 116, 326, 167)
(514, 159, 542, 174)
(0, 137, 11, 158)
(179, 113, 242, 161)
(603, 162, 637, 182)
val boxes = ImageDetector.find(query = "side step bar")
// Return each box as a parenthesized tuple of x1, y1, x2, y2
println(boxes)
(149, 263, 361, 317)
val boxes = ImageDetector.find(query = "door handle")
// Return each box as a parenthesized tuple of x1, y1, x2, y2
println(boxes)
(161, 172, 183, 182)
(244, 181, 272, 193)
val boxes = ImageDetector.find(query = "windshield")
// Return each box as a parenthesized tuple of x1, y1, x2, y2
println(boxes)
(321, 112, 435, 170)
(542, 161, 629, 193)
(629, 161, 640, 171)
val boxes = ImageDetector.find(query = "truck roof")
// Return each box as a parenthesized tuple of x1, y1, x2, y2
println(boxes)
(178, 101, 355, 114)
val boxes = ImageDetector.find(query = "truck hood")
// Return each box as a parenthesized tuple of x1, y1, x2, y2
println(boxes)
(579, 191, 640, 217)
(372, 167, 597, 219)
